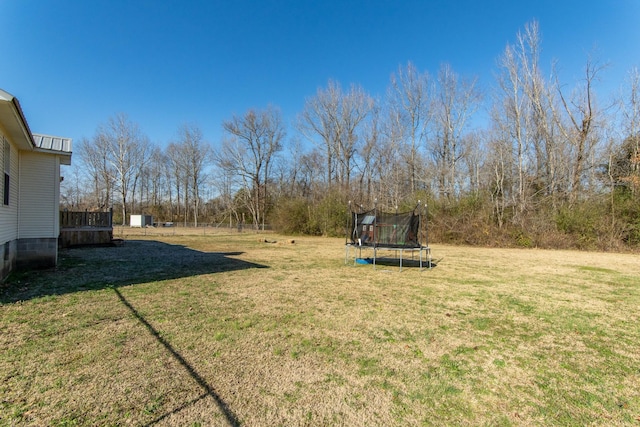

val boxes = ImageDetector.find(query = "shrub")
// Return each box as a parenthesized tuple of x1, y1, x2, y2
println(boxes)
(314, 191, 349, 237)
(270, 191, 349, 236)
(270, 198, 319, 235)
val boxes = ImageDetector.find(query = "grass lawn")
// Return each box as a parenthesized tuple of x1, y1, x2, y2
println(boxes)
(1, 232, 639, 426)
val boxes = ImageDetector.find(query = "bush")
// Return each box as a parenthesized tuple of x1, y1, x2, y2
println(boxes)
(314, 191, 349, 237)
(270, 191, 349, 236)
(271, 189, 640, 251)
(270, 198, 319, 235)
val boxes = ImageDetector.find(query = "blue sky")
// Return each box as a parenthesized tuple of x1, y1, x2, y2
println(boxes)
(1, 0, 639, 149)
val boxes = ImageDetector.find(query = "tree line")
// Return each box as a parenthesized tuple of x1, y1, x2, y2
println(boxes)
(62, 22, 640, 250)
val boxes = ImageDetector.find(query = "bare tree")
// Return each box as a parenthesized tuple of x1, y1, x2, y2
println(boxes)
(77, 136, 114, 210)
(59, 165, 85, 210)
(618, 67, 640, 194)
(166, 142, 186, 223)
(493, 20, 565, 218)
(555, 55, 607, 202)
(129, 138, 151, 217)
(387, 61, 431, 193)
(93, 113, 151, 225)
(274, 138, 310, 200)
(147, 147, 168, 211)
(298, 149, 325, 199)
(463, 131, 484, 195)
(355, 106, 380, 204)
(171, 123, 212, 226)
(375, 106, 408, 207)
(336, 84, 374, 189)
(209, 166, 241, 228)
(518, 21, 558, 196)
(298, 80, 373, 190)
(431, 63, 482, 199)
(298, 81, 339, 186)
(494, 30, 534, 216)
(493, 28, 542, 217)
(484, 128, 513, 228)
(219, 106, 285, 230)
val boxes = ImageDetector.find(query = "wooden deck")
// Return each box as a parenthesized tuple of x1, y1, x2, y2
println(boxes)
(59, 210, 113, 248)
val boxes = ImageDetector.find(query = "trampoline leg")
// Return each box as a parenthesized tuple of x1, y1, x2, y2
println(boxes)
(400, 249, 403, 272)
(373, 247, 376, 270)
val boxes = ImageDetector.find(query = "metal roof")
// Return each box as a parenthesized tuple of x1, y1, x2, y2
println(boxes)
(32, 133, 72, 154)
(1, 89, 72, 165)
(32, 133, 72, 165)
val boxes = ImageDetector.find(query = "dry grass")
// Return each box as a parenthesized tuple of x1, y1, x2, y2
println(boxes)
(1, 232, 640, 426)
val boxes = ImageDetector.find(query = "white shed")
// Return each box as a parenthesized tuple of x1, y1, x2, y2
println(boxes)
(130, 214, 153, 227)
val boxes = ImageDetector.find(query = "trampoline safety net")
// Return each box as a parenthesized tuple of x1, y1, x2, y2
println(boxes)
(349, 208, 421, 248)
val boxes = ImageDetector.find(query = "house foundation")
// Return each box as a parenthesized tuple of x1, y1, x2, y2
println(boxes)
(1, 239, 17, 282)
(16, 237, 57, 270)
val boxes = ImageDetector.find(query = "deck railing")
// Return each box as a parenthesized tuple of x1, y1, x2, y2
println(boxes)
(60, 209, 113, 228)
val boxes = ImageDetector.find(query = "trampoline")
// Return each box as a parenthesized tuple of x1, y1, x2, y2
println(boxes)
(345, 201, 432, 271)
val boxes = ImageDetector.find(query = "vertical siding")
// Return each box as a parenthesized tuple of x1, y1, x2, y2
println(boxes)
(18, 151, 57, 238)
(0, 130, 18, 245)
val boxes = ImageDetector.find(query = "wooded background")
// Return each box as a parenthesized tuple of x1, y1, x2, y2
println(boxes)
(61, 23, 640, 251)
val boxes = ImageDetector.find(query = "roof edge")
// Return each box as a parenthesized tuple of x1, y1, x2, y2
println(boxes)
(0, 89, 36, 149)
(11, 96, 36, 148)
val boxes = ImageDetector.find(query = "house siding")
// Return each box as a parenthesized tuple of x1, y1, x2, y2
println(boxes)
(0, 127, 20, 281)
(15, 151, 59, 271)
(18, 151, 58, 239)
(0, 91, 71, 281)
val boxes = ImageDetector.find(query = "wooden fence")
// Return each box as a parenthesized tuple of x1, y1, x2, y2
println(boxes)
(60, 209, 112, 229)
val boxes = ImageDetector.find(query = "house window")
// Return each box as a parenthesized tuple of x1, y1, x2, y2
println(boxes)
(3, 137, 9, 205)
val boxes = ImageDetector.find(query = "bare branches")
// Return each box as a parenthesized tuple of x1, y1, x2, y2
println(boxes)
(61, 20, 640, 245)
(167, 123, 212, 226)
(387, 61, 432, 193)
(298, 81, 374, 191)
(92, 113, 150, 225)
(431, 63, 482, 199)
(219, 106, 285, 230)
(555, 54, 608, 201)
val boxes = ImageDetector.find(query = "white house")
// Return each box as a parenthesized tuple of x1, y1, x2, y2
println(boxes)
(0, 89, 72, 281)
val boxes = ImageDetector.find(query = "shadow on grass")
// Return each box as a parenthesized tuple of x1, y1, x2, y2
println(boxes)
(1, 240, 264, 425)
(0, 239, 268, 304)
(354, 256, 438, 270)
(114, 287, 240, 426)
